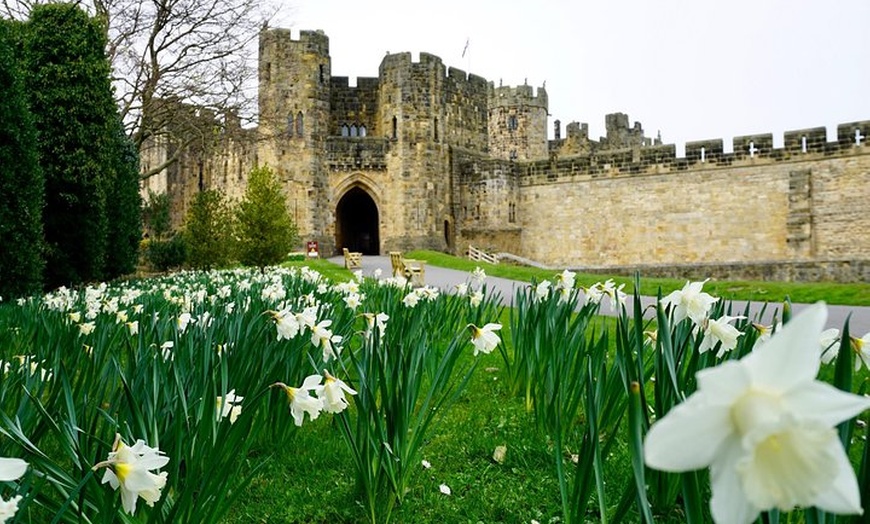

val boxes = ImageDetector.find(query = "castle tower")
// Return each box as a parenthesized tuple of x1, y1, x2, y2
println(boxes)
(375, 52, 455, 252)
(488, 83, 548, 161)
(258, 29, 332, 247)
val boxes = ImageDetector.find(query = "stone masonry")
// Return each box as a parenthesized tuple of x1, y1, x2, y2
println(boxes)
(142, 28, 870, 282)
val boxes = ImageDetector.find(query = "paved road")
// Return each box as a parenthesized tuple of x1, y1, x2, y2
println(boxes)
(330, 256, 870, 335)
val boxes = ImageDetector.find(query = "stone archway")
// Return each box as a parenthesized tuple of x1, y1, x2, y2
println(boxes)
(335, 186, 379, 255)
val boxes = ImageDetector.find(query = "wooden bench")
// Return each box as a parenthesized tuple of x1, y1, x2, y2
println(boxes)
(343, 248, 362, 269)
(389, 251, 425, 286)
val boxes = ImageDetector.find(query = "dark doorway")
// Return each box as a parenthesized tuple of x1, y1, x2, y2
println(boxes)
(336, 187, 379, 255)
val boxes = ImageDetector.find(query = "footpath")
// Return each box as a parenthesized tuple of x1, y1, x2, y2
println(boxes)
(328, 256, 870, 335)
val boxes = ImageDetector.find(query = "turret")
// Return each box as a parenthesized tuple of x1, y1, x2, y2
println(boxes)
(488, 83, 548, 161)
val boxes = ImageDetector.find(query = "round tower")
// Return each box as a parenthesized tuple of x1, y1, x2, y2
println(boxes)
(488, 83, 548, 161)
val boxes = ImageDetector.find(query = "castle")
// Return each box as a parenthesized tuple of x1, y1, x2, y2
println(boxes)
(142, 28, 870, 282)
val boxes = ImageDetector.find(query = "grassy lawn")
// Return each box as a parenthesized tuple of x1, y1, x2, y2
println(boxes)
(406, 250, 870, 307)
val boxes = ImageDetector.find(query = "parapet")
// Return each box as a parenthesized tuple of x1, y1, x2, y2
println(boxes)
(531, 118, 869, 186)
(489, 84, 548, 110)
(260, 28, 329, 56)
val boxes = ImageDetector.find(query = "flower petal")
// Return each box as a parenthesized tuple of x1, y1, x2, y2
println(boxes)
(710, 439, 761, 524)
(783, 381, 870, 427)
(743, 302, 827, 391)
(0, 458, 27, 482)
(644, 395, 732, 472)
(811, 440, 864, 514)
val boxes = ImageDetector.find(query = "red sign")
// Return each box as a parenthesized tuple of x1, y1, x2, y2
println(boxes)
(306, 241, 319, 257)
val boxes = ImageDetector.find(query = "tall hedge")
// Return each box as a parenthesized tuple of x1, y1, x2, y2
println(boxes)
(104, 118, 143, 279)
(24, 4, 117, 287)
(0, 20, 44, 299)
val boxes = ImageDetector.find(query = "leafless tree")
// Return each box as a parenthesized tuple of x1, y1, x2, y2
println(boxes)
(3, 0, 276, 179)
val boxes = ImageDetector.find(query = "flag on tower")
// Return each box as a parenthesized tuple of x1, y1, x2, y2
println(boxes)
(461, 38, 469, 58)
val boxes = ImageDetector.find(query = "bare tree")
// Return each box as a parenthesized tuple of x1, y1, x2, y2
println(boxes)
(3, 0, 275, 179)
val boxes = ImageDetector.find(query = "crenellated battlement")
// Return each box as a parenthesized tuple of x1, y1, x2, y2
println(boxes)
(489, 84, 548, 110)
(530, 119, 870, 186)
(259, 28, 329, 56)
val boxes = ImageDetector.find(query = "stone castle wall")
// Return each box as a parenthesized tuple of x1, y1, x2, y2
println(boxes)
(147, 28, 870, 281)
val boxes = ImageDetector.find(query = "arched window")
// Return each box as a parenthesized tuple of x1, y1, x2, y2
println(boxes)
(287, 114, 294, 136)
(359, 125, 367, 137)
(296, 111, 304, 137)
(392, 116, 397, 139)
(350, 124, 358, 137)
(508, 115, 518, 131)
(341, 124, 349, 137)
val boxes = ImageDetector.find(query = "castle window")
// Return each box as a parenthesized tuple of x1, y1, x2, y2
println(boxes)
(350, 124, 358, 137)
(287, 114, 294, 136)
(359, 125, 367, 137)
(508, 115, 518, 131)
(341, 124, 349, 137)
(434, 117, 439, 141)
(801, 136, 808, 153)
(319, 64, 325, 84)
(508, 202, 516, 223)
(509, 150, 517, 161)
(392, 116, 398, 140)
(296, 111, 304, 137)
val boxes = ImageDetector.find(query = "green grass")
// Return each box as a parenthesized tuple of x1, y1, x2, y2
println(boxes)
(406, 250, 870, 307)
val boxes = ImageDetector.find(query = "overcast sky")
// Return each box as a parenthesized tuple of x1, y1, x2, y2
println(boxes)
(273, 0, 869, 153)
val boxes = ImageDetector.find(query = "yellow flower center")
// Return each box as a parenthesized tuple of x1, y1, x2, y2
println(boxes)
(730, 388, 781, 437)
(115, 462, 132, 483)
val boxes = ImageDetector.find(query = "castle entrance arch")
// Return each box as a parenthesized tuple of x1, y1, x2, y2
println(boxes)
(335, 186, 379, 255)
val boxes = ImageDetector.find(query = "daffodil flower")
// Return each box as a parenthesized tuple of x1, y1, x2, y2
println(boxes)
(661, 279, 718, 325)
(0, 457, 27, 524)
(316, 370, 357, 414)
(697, 315, 744, 358)
(273, 376, 324, 426)
(644, 303, 870, 524)
(469, 323, 502, 356)
(216, 390, 243, 424)
(93, 434, 169, 515)
(852, 332, 870, 371)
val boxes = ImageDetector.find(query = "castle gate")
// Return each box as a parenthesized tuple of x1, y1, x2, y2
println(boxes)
(335, 186, 380, 255)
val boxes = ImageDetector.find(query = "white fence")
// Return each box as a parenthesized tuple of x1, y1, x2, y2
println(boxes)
(468, 245, 499, 265)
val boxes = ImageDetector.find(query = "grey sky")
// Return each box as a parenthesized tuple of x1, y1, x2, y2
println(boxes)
(275, 0, 868, 152)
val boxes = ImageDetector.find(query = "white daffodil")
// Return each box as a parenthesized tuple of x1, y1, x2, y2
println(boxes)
(402, 292, 419, 308)
(311, 320, 342, 362)
(644, 303, 870, 524)
(363, 312, 389, 341)
(582, 284, 604, 306)
(316, 370, 357, 414)
(661, 279, 719, 326)
(126, 321, 139, 336)
(94, 434, 169, 516)
(0, 457, 27, 524)
(175, 312, 194, 333)
(454, 282, 469, 296)
(270, 309, 300, 340)
(471, 267, 486, 285)
(273, 375, 324, 426)
(469, 323, 502, 356)
(533, 280, 551, 302)
(216, 389, 243, 424)
(852, 333, 870, 371)
(79, 322, 96, 336)
(469, 291, 484, 307)
(819, 328, 840, 364)
(555, 269, 576, 291)
(697, 315, 744, 358)
(343, 293, 363, 310)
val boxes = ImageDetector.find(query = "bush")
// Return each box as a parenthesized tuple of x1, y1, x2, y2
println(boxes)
(183, 189, 234, 269)
(235, 165, 298, 268)
(146, 234, 187, 272)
